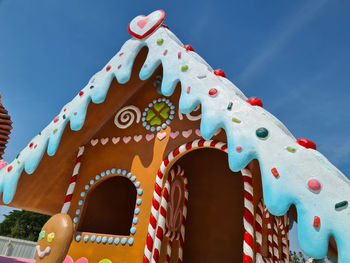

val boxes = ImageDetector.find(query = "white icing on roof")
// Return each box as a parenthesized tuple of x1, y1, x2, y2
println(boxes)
(0, 12, 349, 262)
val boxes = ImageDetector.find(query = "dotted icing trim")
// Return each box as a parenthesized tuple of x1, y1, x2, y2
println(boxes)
(73, 168, 142, 246)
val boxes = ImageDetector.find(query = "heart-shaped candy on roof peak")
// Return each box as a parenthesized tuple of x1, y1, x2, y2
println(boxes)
(128, 10, 165, 39)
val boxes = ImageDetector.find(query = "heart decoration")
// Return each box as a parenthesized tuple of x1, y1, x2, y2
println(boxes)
(128, 10, 165, 39)
(90, 139, 98, 146)
(157, 131, 167, 141)
(170, 131, 179, 139)
(182, 129, 193, 138)
(146, 134, 155, 141)
(112, 137, 120, 144)
(195, 129, 201, 137)
(134, 135, 143, 142)
(63, 256, 89, 263)
(100, 138, 109, 145)
(123, 136, 132, 144)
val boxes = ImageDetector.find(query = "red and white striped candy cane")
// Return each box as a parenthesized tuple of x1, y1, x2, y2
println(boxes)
(61, 146, 84, 214)
(264, 206, 274, 263)
(272, 218, 280, 263)
(152, 165, 188, 263)
(242, 168, 255, 263)
(255, 200, 272, 263)
(277, 216, 290, 263)
(143, 139, 227, 263)
(164, 166, 188, 263)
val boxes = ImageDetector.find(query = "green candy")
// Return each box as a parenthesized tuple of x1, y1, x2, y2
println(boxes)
(98, 259, 112, 263)
(335, 201, 348, 209)
(286, 146, 296, 153)
(256, 127, 268, 138)
(39, 230, 46, 240)
(181, 65, 189, 72)
(232, 117, 241, 123)
(156, 38, 164, 45)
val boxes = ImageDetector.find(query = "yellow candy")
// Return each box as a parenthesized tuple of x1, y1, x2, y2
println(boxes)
(47, 232, 55, 242)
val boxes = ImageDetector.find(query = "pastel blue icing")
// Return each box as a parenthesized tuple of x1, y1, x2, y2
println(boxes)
(114, 238, 120, 245)
(128, 238, 134, 245)
(96, 236, 102, 244)
(121, 237, 127, 245)
(108, 237, 114, 244)
(102, 236, 107, 244)
(90, 235, 96, 242)
(75, 235, 81, 242)
(0, 26, 348, 262)
(84, 235, 89, 243)
(133, 217, 138, 224)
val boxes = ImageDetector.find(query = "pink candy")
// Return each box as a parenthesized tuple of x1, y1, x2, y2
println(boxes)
(307, 179, 321, 191)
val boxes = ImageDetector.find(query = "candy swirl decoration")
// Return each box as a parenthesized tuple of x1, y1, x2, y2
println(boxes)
(114, 105, 141, 129)
(166, 179, 183, 232)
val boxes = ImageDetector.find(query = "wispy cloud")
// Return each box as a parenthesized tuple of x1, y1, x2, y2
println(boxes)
(238, 0, 329, 82)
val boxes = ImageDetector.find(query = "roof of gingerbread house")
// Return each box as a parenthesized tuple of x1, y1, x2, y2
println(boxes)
(0, 10, 349, 261)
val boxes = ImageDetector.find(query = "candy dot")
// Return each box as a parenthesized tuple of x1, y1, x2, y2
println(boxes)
(296, 138, 317, 150)
(96, 236, 102, 243)
(247, 97, 263, 107)
(102, 236, 107, 244)
(7, 166, 12, 172)
(29, 142, 34, 148)
(108, 237, 114, 244)
(90, 235, 96, 242)
(79, 91, 84, 96)
(121, 237, 127, 245)
(106, 65, 111, 71)
(256, 127, 268, 139)
(209, 88, 218, 96)
(163, 49, 168, 56)
(313, 216, 320, 228)
(227, 102, 233, 110)
(286, 146, 296, 153)
(214, 69, 226, 78)
(53, 116, 59, 123)
(157, 38, 164, 45)
(75, 235, 81, 242)
(186, 86, 191, 93)
(232, 117, 241, 123)
(181, 65, 189, 72)
(84, 235, 89, 242)
(178, 52, 181, 59)
(128, 238, 134, 246)
(307, 179, 321, 192)
(236, 146, 242, 152)
(184, 44, 194, 51)
(271, 168, 279, 178)
(114, 238, 120, 245)
(335, 201, 348, 210)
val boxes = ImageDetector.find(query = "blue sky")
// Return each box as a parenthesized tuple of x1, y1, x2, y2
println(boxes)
(0, 0, 349, 258)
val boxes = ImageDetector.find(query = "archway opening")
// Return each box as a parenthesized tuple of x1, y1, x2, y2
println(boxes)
(77, 176, 136, 235)
(173, 148, 244, 262)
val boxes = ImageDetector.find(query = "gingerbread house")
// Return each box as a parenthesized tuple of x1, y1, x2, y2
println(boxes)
(0, 10, 347, 263)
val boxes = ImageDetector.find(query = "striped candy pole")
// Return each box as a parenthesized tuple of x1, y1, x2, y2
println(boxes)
(144, 140, 227, 263)
(278, 217, 290, 263)
(152, 166, 188, 263)
(264, 206, 274, 263)
(255, 200, 273, 263)
(242, 168, 254, 263)
(272, 218, 280, 263)
(61, 146, 84, 214)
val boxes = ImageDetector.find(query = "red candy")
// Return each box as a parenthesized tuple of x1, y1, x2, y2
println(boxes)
(307, 179, 321, 191)
(184, 44, 194, 51)
(7, 165, 12, 172)
(209, 88, 218, 96)
(271, 168, 279, 178)
(53, 116, 59, 123)
(247, 97, 263, 107)
(79, 91, 84, 96)
(236, 146, 242, 152)
(106, 65, 111, 71)
(313, 216, 320, 228)
(297, 138, 317, 150)
(214, 69, 226, 78)
(29, 142, 34, 148)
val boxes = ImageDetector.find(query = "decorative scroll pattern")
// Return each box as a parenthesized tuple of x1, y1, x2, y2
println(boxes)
(114, 105, 141, 129)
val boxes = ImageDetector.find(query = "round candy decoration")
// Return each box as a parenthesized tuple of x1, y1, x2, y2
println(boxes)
(128, 10, 165, 39)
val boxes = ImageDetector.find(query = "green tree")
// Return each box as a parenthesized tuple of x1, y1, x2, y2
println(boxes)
(0, 210, 50, 241)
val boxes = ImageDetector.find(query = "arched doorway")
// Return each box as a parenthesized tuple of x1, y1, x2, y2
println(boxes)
(145, 140, 246, 263)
